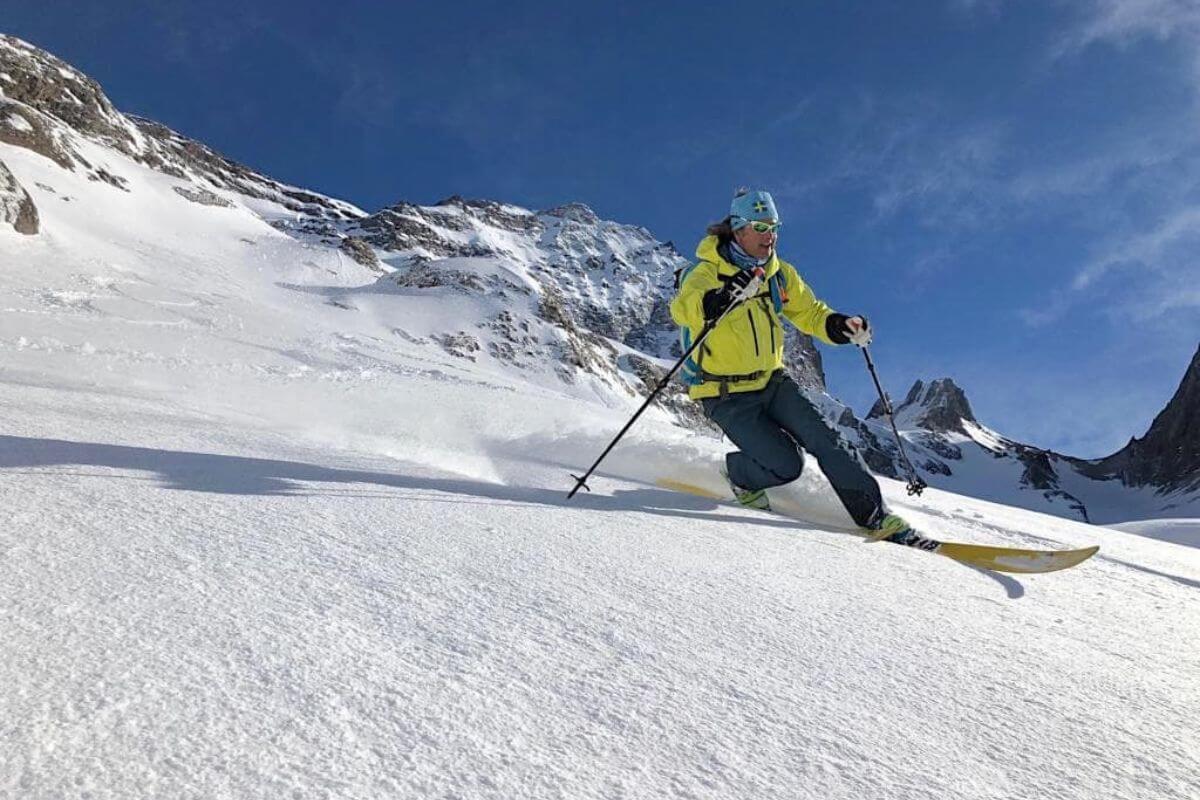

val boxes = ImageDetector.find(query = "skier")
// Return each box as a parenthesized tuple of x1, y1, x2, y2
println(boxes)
(670, 188, 912, 541)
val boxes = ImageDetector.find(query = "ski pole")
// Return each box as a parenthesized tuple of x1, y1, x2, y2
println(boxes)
(860, 346, 928, 496)
(567, 268, 765, 499)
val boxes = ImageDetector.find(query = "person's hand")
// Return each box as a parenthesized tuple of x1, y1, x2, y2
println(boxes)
(725, 268, 758, 297)
(845, 315, 872, 347)
(702, 269, 761, 321)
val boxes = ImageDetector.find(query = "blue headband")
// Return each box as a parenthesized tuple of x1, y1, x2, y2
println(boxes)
(730, 190, 779, 230)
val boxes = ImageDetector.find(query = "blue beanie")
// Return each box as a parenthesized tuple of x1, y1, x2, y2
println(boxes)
(729, 190, 779, 230)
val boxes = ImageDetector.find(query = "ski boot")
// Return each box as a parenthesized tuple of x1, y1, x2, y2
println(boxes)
(862, 513, 916, 543)
(720, 466, 770, 511)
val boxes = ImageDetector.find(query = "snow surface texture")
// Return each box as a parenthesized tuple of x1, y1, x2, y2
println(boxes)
(3, 140, 1200, 800)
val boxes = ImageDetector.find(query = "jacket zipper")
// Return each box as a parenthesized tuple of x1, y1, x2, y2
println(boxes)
(746, 308, 760, 357)
(762, 298, 776, 352)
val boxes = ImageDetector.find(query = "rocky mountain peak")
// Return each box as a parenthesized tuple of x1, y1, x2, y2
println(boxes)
(867, 377, 977, 433)
(541, 202, 599, 225)
(1096, 344, 1200, 492)
(0, 35, 132, 183)
(0, 35, 133, 151)
(0, 35, 360, 223)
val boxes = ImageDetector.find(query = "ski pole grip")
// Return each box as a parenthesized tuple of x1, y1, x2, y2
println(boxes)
(739, 266, 766, 301)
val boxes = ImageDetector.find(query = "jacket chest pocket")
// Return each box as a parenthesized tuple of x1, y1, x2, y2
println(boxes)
(745, 308, 761, 356)
(748, 298, 782, 356)
(759, 298, 780, 353)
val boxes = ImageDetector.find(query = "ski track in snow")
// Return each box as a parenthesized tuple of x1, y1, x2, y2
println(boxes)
(1, 141, 1199, 799)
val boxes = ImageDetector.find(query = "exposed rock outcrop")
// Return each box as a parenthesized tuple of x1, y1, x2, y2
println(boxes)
(0, 158, 38, 234)
(173, 185, 233, 208)
(0, 100, 80, 171)
(339, 236, 382, 271)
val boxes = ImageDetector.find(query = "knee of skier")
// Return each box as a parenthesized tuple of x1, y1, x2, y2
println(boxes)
(768, 450, 803, 484)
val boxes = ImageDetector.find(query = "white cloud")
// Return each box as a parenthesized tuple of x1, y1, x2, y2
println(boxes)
(1058, 0, 1200, 53)
(1006, 132, 1185, 203)
(869, 122, 1007, 226)
(1155, 285, 1200, 312)
(783, 3, 1200, 329)
(1018, 293, 1074, 327)
(1074, 206, 1200, 289)
(777, 92, 1011, 231)
(1022, 188, 1200, 327)
(1054, 0, 1200, 91)
(1018, 1, 1200, 324)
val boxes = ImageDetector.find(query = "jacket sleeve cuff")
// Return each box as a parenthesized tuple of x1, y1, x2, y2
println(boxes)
(825, 313, 850, 344)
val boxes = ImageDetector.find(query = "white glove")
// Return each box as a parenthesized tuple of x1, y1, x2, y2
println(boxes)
(846, 316, 872, 347)
(737, 271, 764, 302)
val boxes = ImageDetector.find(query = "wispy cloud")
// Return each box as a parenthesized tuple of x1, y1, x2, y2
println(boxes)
(1074, 206, 1200, 290)
(828, 2, 1200, 329)
(1018, 0, 1200, 325)
(1054, 0, 1200, 57)
(1017, 294, 1073, 327)
(777, 91, 1011, 232)
(1021, 236, 1200, 328)
(1006, 131, 1186, 204)
(867, 120, 1008, 228)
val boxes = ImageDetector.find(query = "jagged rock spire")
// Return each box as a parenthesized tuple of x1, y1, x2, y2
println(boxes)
(1096, 344, 1200, 492)
(867, 377, 976, 433)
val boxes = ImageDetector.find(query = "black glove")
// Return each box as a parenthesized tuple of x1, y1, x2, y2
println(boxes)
(825, 313, 871, 346)
(702, 269, 758, 321)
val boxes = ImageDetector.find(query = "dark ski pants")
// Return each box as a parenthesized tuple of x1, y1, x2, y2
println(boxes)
(702, 370, 884, 528)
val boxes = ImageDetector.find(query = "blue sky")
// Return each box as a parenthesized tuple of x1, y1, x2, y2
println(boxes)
(6, 0, 1198, 456)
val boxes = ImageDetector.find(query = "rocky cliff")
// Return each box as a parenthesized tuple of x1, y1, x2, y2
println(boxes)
(1087, 345, 1200, 494)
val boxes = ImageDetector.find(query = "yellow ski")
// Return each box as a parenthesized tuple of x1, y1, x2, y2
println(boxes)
(655, 478, 1099, 575)
(933, 542, 1099, 574)
(656, 478, 725, 499)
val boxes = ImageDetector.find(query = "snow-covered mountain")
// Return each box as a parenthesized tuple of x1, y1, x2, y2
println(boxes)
(833, 356, 1200, 524)
(335, 195, 698, 414)
(0, 33, 829, 424)
(321, 193, 828, 426)
(0, 31, 1194, 529)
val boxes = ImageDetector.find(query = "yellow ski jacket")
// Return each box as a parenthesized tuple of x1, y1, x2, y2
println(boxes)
(670, 235, 841, 400)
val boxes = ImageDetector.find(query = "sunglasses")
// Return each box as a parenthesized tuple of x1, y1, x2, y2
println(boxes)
(737, 218, 781, 234)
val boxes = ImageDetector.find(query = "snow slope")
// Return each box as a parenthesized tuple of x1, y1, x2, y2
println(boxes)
(2, 141, 1200, 799)
(1108, 519, 1200, 548)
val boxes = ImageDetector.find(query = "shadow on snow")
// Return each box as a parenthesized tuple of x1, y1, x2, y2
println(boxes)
(0, 434, 1048, 597)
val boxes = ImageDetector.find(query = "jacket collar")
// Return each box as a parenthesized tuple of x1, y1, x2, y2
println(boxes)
(695, 235, 780, 277)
